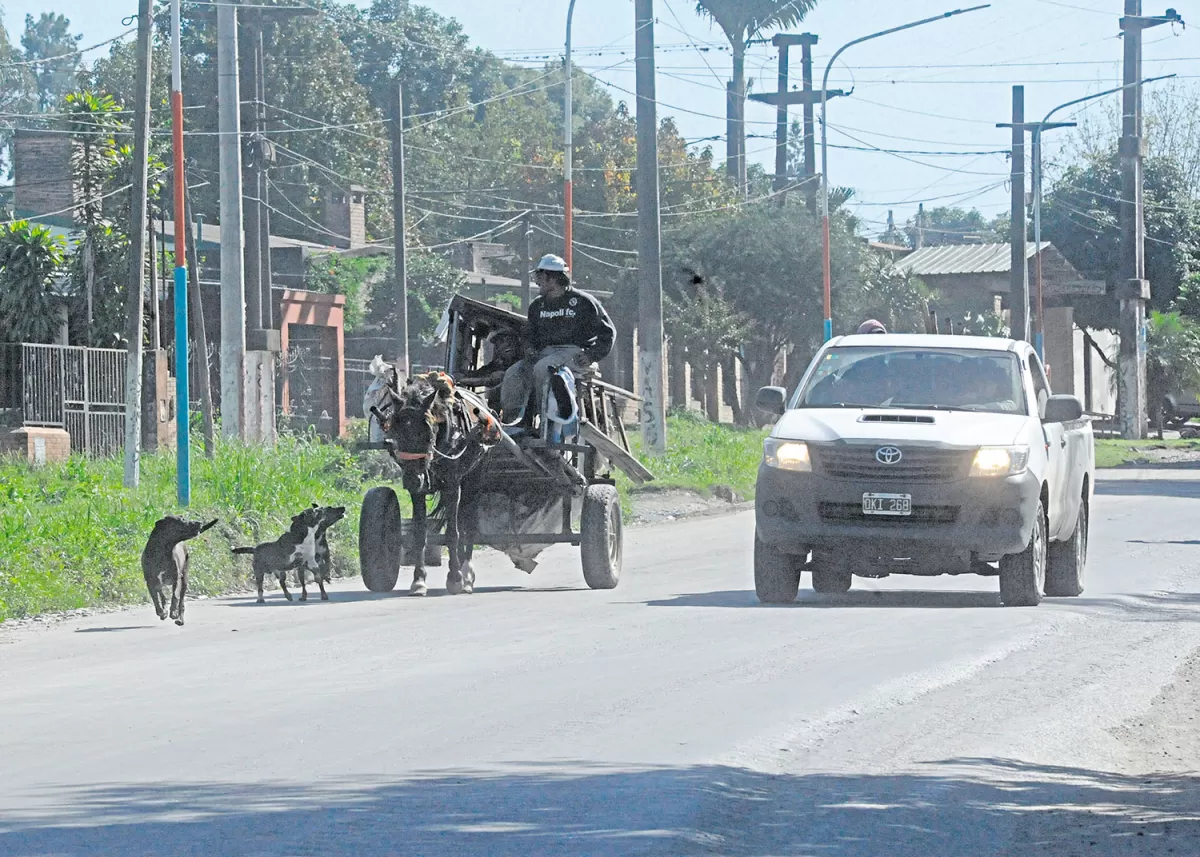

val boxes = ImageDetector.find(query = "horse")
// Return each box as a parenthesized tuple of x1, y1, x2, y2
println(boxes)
(372, 371, 503, 596)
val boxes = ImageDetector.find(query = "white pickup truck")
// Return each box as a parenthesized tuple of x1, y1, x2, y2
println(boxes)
(753, 333, 1094, 607)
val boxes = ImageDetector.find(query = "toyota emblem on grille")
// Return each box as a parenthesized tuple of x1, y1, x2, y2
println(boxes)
(875, 446, 903, 464)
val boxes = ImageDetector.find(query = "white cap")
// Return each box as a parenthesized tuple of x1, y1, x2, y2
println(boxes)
(535, 253, 570, 275)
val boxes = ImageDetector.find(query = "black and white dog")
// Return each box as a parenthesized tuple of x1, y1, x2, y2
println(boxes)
(234, 505, 345, 603)
(142, 516, 218, 626)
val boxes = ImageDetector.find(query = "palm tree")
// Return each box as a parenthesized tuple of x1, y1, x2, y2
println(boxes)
(695, 0, 817, 192)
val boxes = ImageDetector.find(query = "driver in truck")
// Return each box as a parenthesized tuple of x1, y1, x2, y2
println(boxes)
(500, 253, 616, 426)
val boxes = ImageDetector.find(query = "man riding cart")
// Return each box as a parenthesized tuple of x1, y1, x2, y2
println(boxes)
(500, 254, 616, 430)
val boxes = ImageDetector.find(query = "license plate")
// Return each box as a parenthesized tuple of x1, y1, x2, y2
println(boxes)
(863, 493, 912, 516)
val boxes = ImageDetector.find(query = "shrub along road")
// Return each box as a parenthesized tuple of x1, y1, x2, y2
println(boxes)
(3, 469, 1200, 855)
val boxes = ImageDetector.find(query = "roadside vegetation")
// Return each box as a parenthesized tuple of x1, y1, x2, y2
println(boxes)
(1094, 437, 1200, 469)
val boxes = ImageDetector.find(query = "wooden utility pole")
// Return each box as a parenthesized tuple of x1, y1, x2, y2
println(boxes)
(748, 34, 842, 211)
(122, 0, 154, 489)
(392, 80, 410, 379)
(635, 0, 665, 454)
(185, 184, 215, 458)
(1006, 86, 1029, 344)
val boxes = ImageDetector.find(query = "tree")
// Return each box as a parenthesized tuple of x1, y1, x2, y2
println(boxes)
(0, 18, 35, 174)
(904, 206, 1002, 248)
(695, 0, 816, 191)
(20, 13, 81, 113)
(365, 250, 464, 361)
(0, 221, 67, 343)
(1145, 311, 1200, 437)
(858, 255, 930, 334)
(1042, 149, 1200, 331)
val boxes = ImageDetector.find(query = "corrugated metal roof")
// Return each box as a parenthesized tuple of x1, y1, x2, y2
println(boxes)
(896, 242, 1050, 276)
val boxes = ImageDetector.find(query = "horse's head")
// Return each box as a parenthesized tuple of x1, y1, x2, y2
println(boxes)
(373, 377, 448, 491)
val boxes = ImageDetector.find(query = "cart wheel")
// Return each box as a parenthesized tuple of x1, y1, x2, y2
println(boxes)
(359, 487, 402, 592)
(581, 485, 622, 590)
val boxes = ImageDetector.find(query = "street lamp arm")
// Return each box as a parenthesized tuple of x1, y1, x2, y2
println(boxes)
(1042, 73, 1176, 125)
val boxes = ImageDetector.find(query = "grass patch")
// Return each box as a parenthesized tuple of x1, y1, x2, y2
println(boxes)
(1095, 438, 1200, 468)
(617, 410, 767, 501)
(0, 432, 389, 623)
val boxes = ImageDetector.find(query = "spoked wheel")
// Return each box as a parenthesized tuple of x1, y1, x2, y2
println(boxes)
(359, 487, 402, 592)
(581, 485, 622, 590)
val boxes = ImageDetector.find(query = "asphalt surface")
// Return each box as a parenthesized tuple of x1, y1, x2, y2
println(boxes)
(4, 469, 1200, 856)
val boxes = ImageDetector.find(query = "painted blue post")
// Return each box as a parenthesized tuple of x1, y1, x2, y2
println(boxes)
(1034, 331, 1044, 363)
(823, 317, 833, 343)
(174, 265, 190, 506)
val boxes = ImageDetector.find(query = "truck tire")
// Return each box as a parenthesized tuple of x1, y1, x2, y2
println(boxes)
(999, 498, 1046, 607)
(812, 570, 853, 594)
(359, 487, 402, 592)
(1046, 493, 1087, 597)
(754, 532, 802, 604)
(581, 485, 622, 589)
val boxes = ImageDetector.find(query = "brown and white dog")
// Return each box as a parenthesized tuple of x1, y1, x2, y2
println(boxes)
(142, 516, 218, 626)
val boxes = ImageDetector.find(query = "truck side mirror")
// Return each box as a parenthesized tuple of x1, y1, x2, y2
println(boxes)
(1043, 394, 1083, 423)
(755, 386, 787, 416)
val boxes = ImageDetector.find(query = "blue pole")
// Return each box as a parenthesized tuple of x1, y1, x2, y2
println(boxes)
(823, 317, 833, 343)
(1034, 331, 1044, 363)
(174, 264, 190, 506)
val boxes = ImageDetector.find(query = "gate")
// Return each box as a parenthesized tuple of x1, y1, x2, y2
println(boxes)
(20, 343, 126, 457)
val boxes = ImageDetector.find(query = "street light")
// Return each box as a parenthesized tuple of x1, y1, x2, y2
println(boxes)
(564, 0, 578, 271)
(1027, 74, 1175, 360)
(820, 5, 990, 342)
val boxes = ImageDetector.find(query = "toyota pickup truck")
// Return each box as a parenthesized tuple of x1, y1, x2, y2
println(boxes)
(753, 333, 1094, 607)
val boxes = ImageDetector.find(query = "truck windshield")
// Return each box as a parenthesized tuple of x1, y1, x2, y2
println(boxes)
(795, 346, 1027, 415)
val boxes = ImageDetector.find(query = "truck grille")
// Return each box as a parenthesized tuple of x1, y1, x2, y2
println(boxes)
(818, 503, 960, 524)
(812, 445, 971, 483)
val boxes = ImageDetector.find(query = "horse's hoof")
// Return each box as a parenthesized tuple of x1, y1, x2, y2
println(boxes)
(284, 593, 293, 602)
(321, 593, 329, 601)
(256, 597, 265, 604)
(446, 574, 464, 596)
(174, 618, 185, 627)
(410, 580, 428, 596)
(462, 581, 474, 595)
(300, 593, 308, 602)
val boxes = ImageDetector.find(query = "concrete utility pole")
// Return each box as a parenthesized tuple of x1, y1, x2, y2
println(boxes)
(520, 210, 533, 311)
(748, 34, 842, 210)
(1002, 85, 1030, 345)
(1117, 3, 1183, 438)
(217, 0, 246, 440)
(184, 186, 215, 458)
(122, 0, 154, 489)
(564, 0, 578, 270)
(634, 0, 665, 454)
(392, 81, 410, 379)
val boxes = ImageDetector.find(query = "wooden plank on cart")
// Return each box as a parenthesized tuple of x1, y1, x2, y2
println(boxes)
(580, 422, 655, 485)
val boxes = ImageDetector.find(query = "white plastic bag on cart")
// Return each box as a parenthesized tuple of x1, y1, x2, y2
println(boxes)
(364, 355, 398, 443)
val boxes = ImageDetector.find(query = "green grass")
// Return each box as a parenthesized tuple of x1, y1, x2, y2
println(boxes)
(0, 432, 389, 623)
(1094, 438, 1200, 468)
(618, 410, 768, 501)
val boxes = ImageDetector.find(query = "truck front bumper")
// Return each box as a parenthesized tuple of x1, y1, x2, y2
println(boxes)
(755, 464, 1042, 569)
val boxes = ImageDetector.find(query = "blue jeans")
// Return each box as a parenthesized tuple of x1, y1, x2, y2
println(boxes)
(500, 345, 587, 422)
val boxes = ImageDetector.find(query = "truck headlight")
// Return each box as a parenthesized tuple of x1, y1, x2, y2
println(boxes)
(764, 438, 811, 472)
(970, 445, 1029, 477)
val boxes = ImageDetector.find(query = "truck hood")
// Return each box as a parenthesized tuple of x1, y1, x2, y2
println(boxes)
(772, 408, 1027, 448)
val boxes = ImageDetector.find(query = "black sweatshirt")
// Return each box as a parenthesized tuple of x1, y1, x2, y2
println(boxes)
(526, 287, 616, 362)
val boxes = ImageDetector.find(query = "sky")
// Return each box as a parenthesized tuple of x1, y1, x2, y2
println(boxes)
(6, 0, 1198, 237)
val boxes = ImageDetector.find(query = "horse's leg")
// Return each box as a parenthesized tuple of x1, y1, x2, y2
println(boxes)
(445, 484, 465, 595)
(410, 493, 428, 596)
(462, 540, 476, 595)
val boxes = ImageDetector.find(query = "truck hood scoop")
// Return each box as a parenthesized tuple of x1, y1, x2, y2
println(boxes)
(859, 413, 936, 424)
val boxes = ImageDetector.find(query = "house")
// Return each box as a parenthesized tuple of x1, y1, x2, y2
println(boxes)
(896, 242, 1116, 414)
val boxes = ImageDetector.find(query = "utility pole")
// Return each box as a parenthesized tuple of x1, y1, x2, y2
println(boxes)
(1117, 4, 1182, 438)
(634, 0, 665, 454)
(392, 80, 410, 379)
(520, 210, 533, 311)
(999, 85, 1030, 344)
(217, 0, 246, 441)
(122, 0, 154, 490)
(184, 183, 215, 458)
(748, 34, 842, 210)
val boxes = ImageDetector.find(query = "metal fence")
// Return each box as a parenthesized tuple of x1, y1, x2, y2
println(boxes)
(5, 343, 127, 457)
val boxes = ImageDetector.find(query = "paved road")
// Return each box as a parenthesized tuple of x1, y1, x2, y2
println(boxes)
(4, 470, 1200, 856)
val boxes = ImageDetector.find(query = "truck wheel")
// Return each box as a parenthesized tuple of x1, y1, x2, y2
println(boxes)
(581, 485, 622, 589)
(812, 570, 853, 594)
(754, 532, 802, 604)
(359, 487, 402, 592)
(999, 498, 1046, 607)
(1046, 494, 1087, 597)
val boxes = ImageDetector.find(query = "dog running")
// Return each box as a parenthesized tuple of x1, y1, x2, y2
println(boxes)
(142, 516, 218, 626)
(234, 505, 346, 603)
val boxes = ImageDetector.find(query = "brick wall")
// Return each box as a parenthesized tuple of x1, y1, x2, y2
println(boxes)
(0, 427, 71, 464)
(13, 131, 74, 221)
